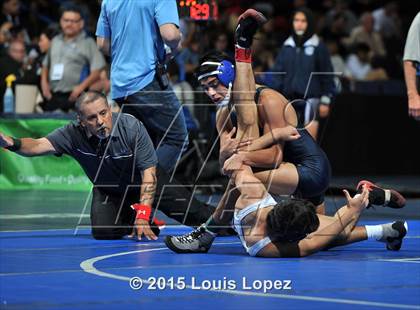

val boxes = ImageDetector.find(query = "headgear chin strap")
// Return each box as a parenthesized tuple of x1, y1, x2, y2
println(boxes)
(216, 83, 232, 109)
(197, 60, 235, 87)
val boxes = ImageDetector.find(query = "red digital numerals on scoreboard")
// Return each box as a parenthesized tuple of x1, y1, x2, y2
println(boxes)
(179, 0, 218, 21)
(191, 3, 209, 20)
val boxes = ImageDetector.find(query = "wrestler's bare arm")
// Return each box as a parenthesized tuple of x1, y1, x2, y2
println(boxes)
(257, 189, 370, 258)
(239, 92, 288, 168)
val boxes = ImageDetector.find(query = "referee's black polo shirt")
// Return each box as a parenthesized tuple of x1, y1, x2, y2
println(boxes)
(46, 113, 157, 193)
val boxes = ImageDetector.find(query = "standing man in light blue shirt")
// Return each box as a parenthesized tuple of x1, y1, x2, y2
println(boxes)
(96, 0, 188, 173)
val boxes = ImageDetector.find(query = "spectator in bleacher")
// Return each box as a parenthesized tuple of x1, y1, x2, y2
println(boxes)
(292, 0, 307, 11)
(25, 0, 56, 38)
(403, 12, 420, 120)
(345, 42, 389, 82)
(167, 60, 200, 178)
(40, 5, 105, 112)
(178, 32, 201, 86)
(38, 26, 58, 56)
(252, 32, 275, 86)
(365, 56, 388, 81)
(8, 24, 28, 48)
(23, 26, 58, 87)
(213, 32, 229, 55)
(373, 2, 401, 41)
(59, 0, 90, 21)
(372, 2, 403, 80)
(59, 0, 98, 35)
(168, 62, 195, 113)
(323, 0, 358, 36)
(271, 8, 336, 141)
(0, 0, 20, 27)
(0, 21, 12, 56)
(320, 12, 348, 56)
(9, 24, 37, 68)
(253, 2, 282, 49)
(0, 0, 31, 43)
(343, 12, 386, 57)
(325, 39, 348, 92)
(345, 43, 372, 80)
(0, 39, 26, 110)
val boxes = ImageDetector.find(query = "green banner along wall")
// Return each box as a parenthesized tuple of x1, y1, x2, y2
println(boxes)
(0, 118, 91, 191)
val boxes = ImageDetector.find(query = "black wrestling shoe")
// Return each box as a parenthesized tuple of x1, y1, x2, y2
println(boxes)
(165, 224, 216, 254)
(357, 180, 406, 209)
(379, 221, 408, 251)
(235, 9, 267, 48)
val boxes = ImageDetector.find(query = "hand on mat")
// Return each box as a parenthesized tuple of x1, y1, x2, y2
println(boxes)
(129, 219, 158, 241)
(343, 186, 369, 213)
(220, 127, 251, 158)
(0, 133, 13, 148)
(222, 153, 245, 176)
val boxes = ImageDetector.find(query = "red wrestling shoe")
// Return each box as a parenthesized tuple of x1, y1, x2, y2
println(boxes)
(357, 180, 406, 209)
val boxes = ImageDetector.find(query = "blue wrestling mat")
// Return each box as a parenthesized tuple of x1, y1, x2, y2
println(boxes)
(0, 192, 419, 310)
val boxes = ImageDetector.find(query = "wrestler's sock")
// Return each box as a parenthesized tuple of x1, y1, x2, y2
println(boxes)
(365, 224, 384, 240)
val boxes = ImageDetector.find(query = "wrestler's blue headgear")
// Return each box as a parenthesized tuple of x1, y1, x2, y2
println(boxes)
(197, 60, 235, 88)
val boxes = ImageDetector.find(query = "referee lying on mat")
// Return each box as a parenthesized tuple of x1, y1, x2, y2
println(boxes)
(0, 91, 214, 240)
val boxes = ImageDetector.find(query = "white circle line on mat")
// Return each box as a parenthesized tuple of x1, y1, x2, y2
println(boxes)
(80, 245, 420, 309)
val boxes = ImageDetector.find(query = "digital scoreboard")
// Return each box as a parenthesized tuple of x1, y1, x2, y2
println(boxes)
(178, 0, 218, 21)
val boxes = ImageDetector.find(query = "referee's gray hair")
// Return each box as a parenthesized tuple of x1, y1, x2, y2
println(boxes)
(75, 91, 108, 115)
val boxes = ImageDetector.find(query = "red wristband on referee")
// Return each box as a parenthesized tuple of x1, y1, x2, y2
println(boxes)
(130, 203, 152, 221)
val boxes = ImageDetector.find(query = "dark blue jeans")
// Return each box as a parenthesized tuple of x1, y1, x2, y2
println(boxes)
(116, 78, 188, 172)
